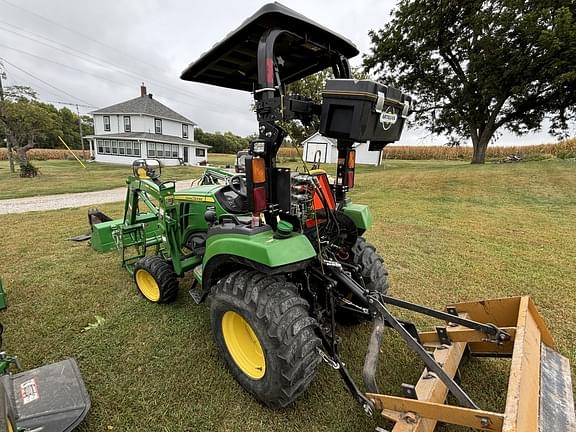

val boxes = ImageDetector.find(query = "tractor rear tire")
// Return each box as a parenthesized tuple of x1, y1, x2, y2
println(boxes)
(133, 255, 179, 303)
(337, 237, 389, 324)
(210, 269, 321, 408)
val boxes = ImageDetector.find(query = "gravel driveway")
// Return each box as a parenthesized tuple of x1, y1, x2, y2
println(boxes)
(0, 179, 195, 215)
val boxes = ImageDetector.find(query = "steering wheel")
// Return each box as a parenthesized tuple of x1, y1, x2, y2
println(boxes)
(229, 174, 248, 198)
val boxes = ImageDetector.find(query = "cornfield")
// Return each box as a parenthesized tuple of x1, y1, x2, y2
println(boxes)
(0, 148, 85, 161)
(382, 139, 576, 161)
(1, 139, 574, 162)
(281, 139, 576, 161)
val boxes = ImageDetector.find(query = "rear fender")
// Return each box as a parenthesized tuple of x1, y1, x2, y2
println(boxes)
(202, 229, 316, 289)
(342, 203, 373, 232)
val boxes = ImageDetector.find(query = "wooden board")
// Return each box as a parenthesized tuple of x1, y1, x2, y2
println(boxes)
(502, 297, 541, 432)
(377, 322, 467, 431)
(370, 394, 504, 431)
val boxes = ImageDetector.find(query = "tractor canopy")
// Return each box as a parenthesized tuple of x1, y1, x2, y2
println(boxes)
(180, 2, 359, 91)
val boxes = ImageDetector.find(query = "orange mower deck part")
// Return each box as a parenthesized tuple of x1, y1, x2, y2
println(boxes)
(365, 296, 575, 432)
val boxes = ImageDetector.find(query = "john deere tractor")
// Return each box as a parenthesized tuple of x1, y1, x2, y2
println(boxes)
(90, 4, 574, 431)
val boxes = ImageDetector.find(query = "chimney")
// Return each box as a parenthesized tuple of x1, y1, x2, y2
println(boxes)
(140, 82, 147, 97)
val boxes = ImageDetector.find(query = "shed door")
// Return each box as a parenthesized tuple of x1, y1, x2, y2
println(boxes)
(305, 142, 328, 163)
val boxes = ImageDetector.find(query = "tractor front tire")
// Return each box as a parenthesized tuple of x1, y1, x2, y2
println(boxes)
(210, 270, 321, 408)
(337, 237, 389, 324)
(133, 255, 179, 303)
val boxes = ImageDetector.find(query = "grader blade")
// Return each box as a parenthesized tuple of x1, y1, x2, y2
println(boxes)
(366, 296, 575, 432)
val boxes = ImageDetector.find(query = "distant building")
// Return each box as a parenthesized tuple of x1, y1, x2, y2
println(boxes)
(301, 132, 382, 166)
(86, 84, 209, 166)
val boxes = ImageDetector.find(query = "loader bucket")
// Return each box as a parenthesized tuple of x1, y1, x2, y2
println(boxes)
(366, 296, 575, 432)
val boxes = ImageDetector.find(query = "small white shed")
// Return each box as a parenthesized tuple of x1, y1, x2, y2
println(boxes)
(301, 132, 382, 166)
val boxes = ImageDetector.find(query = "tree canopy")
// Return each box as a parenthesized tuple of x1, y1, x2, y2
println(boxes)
(194, 128, 250, 154)
(364, 0, 576, 163)
(0, 86, 94, 150)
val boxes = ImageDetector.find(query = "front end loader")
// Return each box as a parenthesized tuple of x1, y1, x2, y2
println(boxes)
(89, 3, 575, 431)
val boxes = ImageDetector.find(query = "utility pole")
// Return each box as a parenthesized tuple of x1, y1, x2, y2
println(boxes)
(0, 66, 15, 173)
(76, 104, 85, 160)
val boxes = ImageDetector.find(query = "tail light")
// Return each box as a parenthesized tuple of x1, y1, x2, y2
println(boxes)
(246, 157, 267, 213)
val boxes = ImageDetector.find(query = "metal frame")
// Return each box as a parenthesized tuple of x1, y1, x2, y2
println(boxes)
(317, 264, 574, 432)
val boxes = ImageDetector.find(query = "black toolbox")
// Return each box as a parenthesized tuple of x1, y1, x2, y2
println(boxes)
(319, 79, 412, 150)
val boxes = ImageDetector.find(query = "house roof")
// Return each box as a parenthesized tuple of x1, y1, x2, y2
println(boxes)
(91, 94, 196, 125)
(301, 132, 337, 146)
(85, 132, 210, 148)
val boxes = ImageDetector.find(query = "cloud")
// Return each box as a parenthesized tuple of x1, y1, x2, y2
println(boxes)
(0, 0, 561, 145)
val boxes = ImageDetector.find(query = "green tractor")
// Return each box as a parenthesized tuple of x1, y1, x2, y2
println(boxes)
(90, 4, 574, 431)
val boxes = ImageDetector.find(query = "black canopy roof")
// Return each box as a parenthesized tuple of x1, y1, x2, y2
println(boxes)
(180, 2, 359, 92)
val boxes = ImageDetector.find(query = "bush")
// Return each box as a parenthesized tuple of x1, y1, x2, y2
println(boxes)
(19, 162, 39, 177)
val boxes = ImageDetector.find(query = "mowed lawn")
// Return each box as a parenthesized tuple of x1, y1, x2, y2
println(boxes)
(0, 159, 575, 432)
(0, 160, 215, 200)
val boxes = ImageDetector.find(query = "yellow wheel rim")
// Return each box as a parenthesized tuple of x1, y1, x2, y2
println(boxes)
(222, 311, 266, 380)
(135, 269, 160, 302)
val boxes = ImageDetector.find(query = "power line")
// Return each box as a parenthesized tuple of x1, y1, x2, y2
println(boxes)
(3, 67, 75, 101)
(0, 44, 139, 89)
(46, 101, 99, 109)
(0, 47, 243, 118)
(0, 22, 248, 112)
(0, 57, 92, 105)
(0, 0, 164, 75)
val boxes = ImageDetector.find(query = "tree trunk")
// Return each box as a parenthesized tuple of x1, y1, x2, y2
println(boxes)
(470, 127, 494, 164)
(6, 137, 15, 173)
(471, 139, 488, 164)
(16, 145, 30, 166)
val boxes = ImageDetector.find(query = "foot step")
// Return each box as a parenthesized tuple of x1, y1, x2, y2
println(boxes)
(188, 287, 208, 305)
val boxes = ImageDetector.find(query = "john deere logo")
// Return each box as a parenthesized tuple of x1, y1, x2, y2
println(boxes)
(379, 107, 398, 131)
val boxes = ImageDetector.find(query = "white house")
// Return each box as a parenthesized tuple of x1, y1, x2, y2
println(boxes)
(301, 132, 382, 166)
(86, 84, 210, 166)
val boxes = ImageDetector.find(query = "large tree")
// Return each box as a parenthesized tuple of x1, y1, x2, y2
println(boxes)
(0, 87, 59, 176)
(364, 0, 576, 163)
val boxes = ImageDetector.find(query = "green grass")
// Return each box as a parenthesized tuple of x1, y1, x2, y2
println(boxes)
(0, 159, 227, 200)
(0, 159, 575, 431)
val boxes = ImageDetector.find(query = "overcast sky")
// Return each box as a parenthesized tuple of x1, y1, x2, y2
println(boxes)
(0, 0, 562, 146)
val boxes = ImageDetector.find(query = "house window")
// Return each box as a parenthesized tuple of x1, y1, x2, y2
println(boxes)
(126, 141, 133, 156)
(195, 148, 206, 157)
(155, 118, 162, 134)
(111, 140, 118, 154)
(133, 142, 141, 156)
(103, 116, 110, 132)
(147, 142, 155, 157)
(182, 124, 188, 139)
(104, 140, 111, 154)
(172, 144, 178, 158)
(124, 116, 131, 132)
(119, 141, 125, 155)
(97, 140, 103, 154)
(156, 142, 164, 157)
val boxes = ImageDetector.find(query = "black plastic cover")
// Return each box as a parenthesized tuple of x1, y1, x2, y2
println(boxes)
(180, 3, 359, 91)
(319, 79, 412, 148)
(4, 358, 90, 432)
